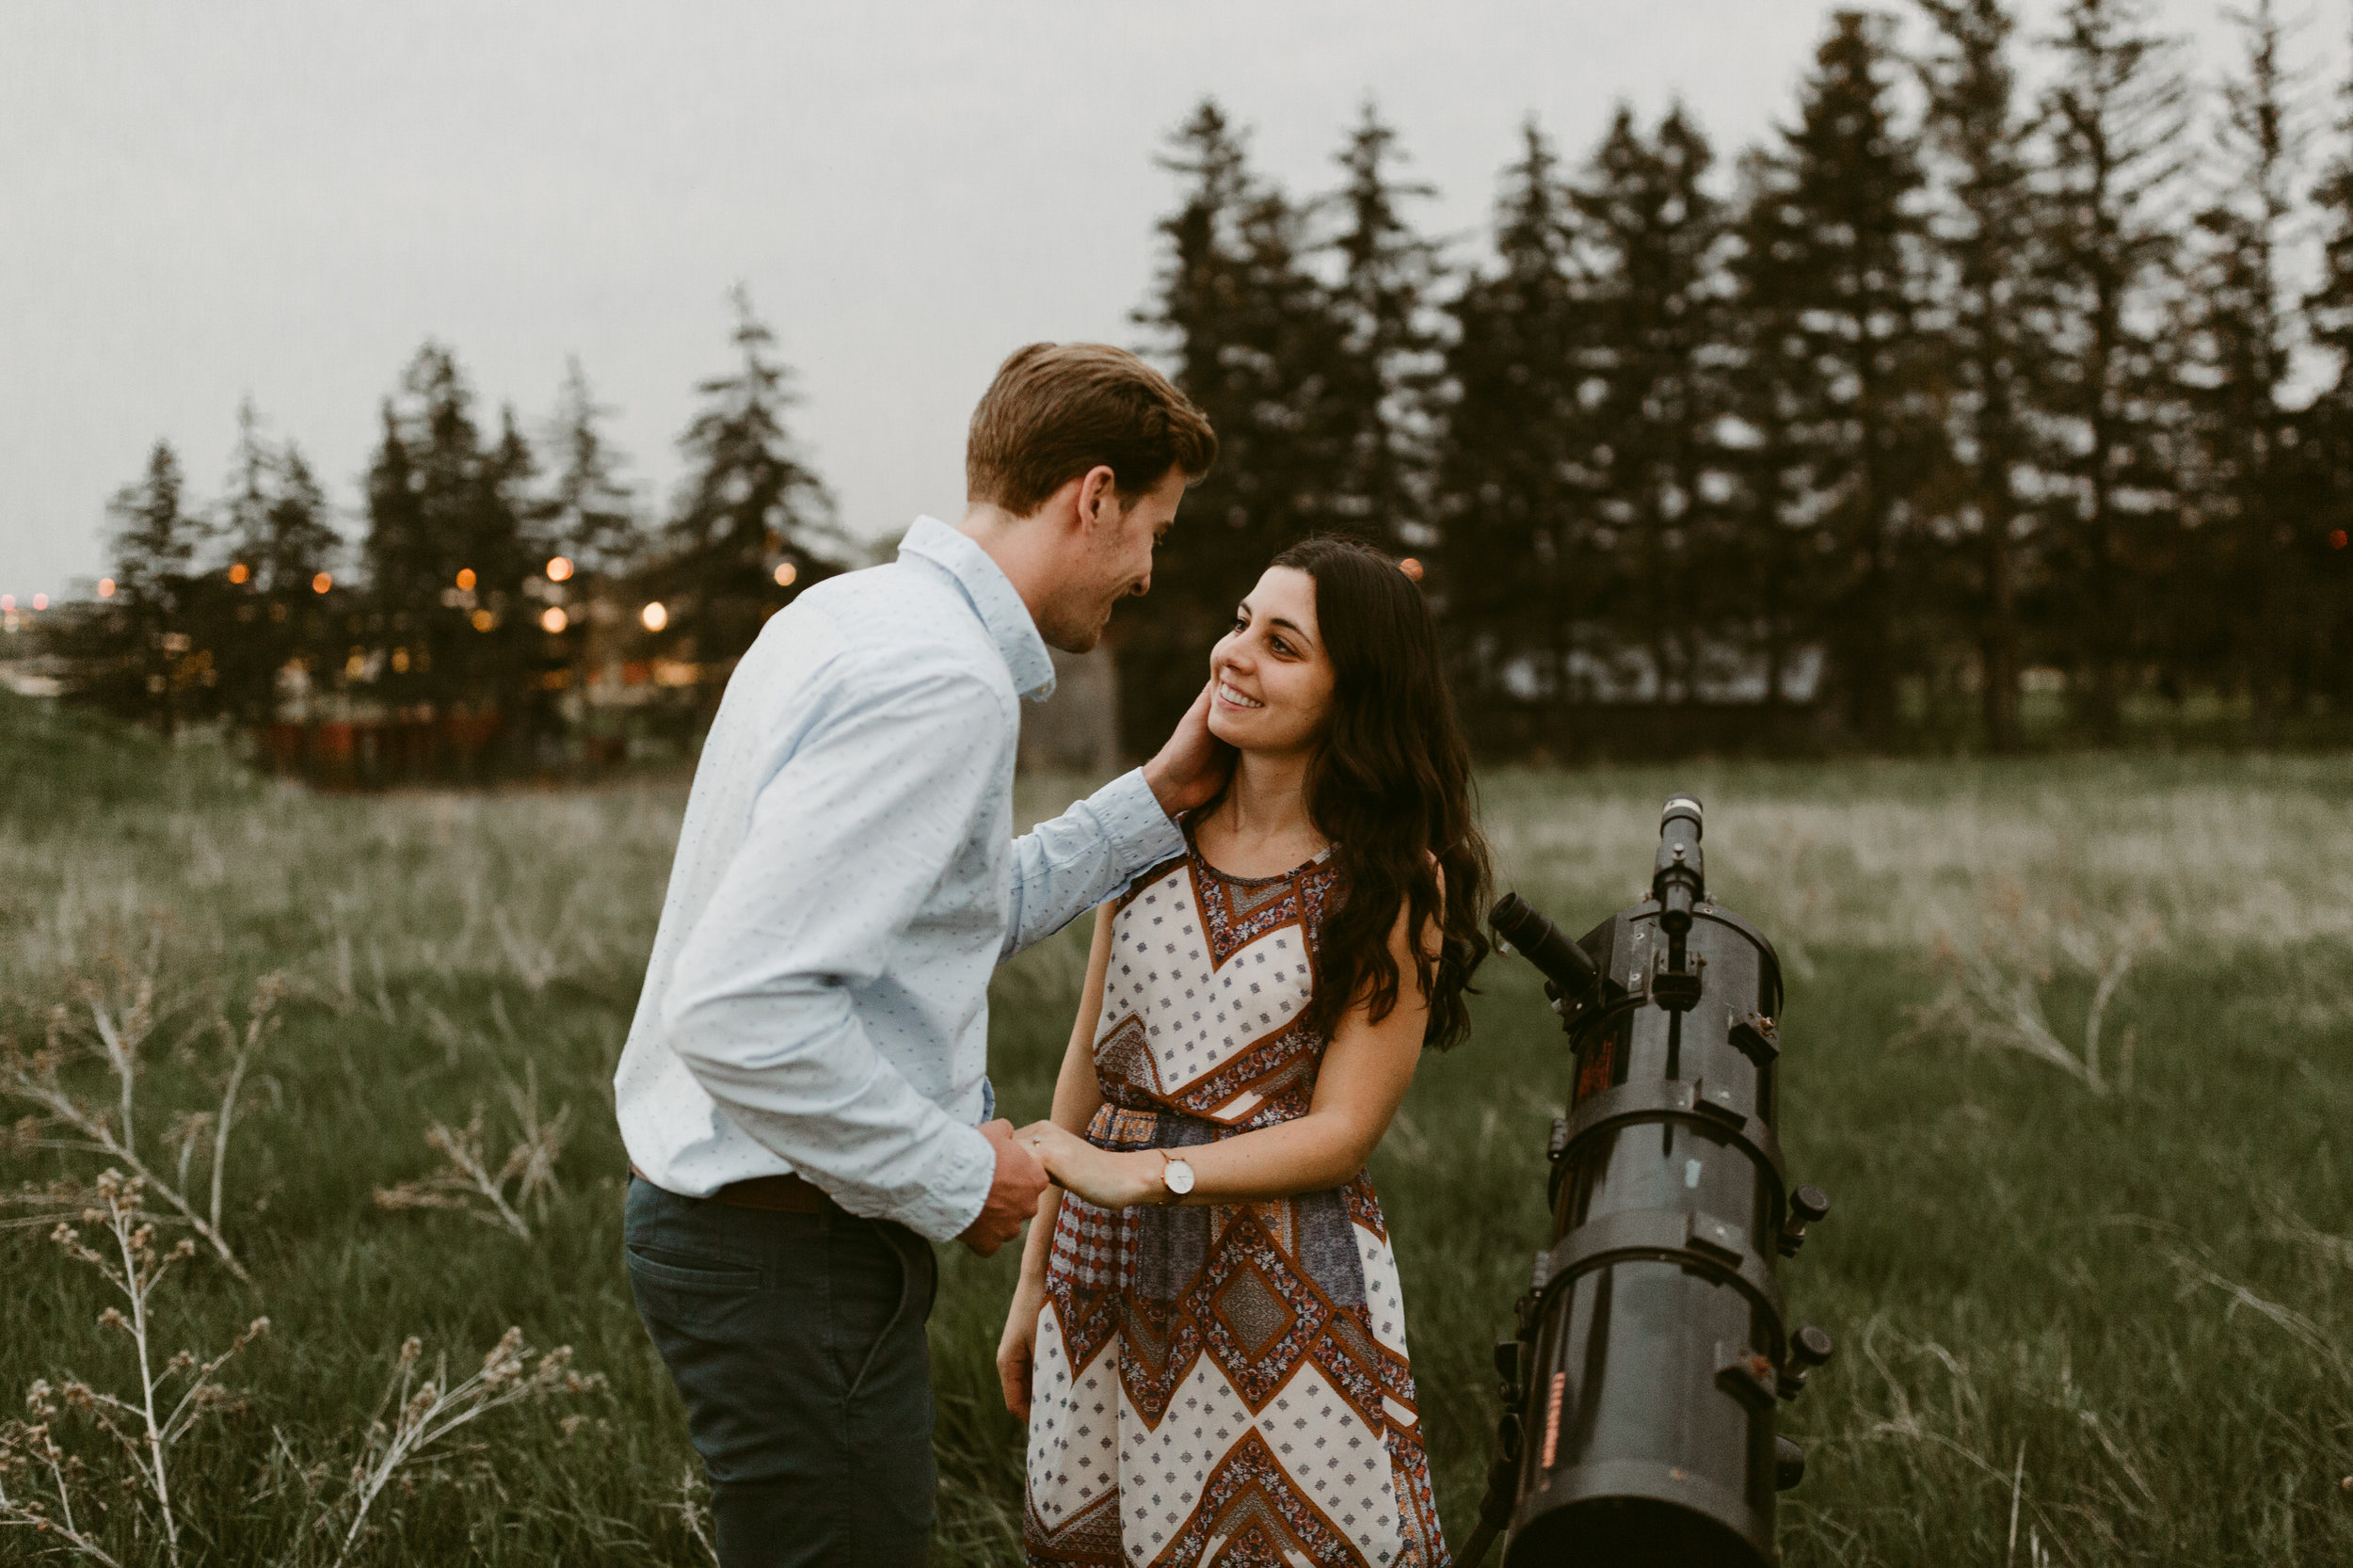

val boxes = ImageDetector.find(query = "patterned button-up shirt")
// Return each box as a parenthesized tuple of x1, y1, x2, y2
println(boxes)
(615, 517, 1185, 1242)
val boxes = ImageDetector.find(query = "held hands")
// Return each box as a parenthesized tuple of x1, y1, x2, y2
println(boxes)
(1142, 682, 1234, 819)
(1016, 1120, 1164, 1209)
(957, 1119, 1051, 1256)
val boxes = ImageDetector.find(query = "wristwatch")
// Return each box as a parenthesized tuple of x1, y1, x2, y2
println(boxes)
(1159, 1151, 1196, 1204)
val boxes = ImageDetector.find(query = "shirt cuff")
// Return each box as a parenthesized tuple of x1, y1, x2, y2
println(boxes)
(1094, 767, 1188, 875)
(892, 1119, 998, 1244)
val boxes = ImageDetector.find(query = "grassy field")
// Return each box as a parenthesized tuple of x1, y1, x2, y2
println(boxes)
(3, 691, 2351, 1565)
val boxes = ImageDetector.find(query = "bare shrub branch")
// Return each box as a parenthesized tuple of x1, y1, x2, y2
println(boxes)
(1910, 887, 2158, 1096)
(322, 1328, 606, 1566)
(2, 969, 285, 1281)
(0, 1171, 267, 1566)
(374, 1074, 573, 1240)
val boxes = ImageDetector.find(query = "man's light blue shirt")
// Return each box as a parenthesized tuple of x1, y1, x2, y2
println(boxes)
(614, 518, 1186, 1242)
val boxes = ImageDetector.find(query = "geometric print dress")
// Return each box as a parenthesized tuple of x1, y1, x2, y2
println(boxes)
(1022, 833, 1449, 1568)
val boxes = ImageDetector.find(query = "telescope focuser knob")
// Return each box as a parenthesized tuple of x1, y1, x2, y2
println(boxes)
(1779, 1323, 1834, 1399)
(1774, 1436, 1807, 1491)
(1779, 1183, 1832, 1256)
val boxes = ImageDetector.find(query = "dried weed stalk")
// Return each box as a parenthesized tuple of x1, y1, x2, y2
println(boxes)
(2166, 1244, 2350, 1380)
(2, 960, 285, 1281)
(1912, 885, 2156, 1096)
(373, 1071, 572, 1240)
(672, 1465, 720, 1566)
(0, 1171, 267, 1567)
(324, 1328, 605, 1566)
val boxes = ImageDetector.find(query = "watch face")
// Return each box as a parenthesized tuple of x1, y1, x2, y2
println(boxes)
(1163, 1158, 1196, 1195)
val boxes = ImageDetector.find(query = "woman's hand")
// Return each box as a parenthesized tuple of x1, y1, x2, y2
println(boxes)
(1016, 1120, 1162, 1209)
(997, 1272, 1048, 1420)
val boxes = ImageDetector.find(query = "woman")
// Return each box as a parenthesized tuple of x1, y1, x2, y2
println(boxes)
(999, 536, 1492, 1568)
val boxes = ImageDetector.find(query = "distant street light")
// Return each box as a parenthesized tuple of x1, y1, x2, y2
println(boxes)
(774, 561, 797, 587)
(546, 556, 575, 583)
(1, 596, 12, 613)
(31, 594, 47, 611)
(456, 568, 477, 591)
(312, 572, 333, 595)
(472, 609, 495, 632)
(641, 601, 668, 632)
(228, 563, 249, 584)
(98, 578, 116, 599)
(540, 607, 568, 634)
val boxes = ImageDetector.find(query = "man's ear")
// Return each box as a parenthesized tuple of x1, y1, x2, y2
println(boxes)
(1072, 465, 1121, 536)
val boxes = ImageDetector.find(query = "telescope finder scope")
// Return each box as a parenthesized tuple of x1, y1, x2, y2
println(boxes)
(1490, 892, 1601, 999)
(1653, 793, 1705, 940)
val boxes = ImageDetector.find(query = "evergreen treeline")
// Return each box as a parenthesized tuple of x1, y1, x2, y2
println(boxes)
(49, 289, 842, 772)
(40, 0, 2353, 765)
(1126, 0, 2353, 755)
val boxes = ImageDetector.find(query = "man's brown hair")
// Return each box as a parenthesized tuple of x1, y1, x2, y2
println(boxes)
(966, 343, 1217, 517)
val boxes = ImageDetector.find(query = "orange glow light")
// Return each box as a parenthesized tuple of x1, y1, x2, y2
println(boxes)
(312, 572, 333, 594)
(31, 594, 47, 612)
(640, 600, 668, 632)
(98, 578, 117, 599)
(0, 596, 13, 613)
(472, 609, 495, 632)
(774, 561, 798, 587)
(540, 607, 568, 634)
(228, 563, 250, 585)
(456, 568, 477, 592)
(2333, 529, 2349, 550)
(545, 556, 574, 583)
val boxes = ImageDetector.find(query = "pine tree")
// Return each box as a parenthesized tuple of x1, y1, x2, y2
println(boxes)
(544, 358, 646, 575)
(361, 345, 537, 729)
(2040, 0, 2193, 740)
(98, 441, 204, 733)
(658, 287, 840, 694)
(1570, 104, 1737, 709)
(2185, 0, 2313, 743)
(1321, 101, 1445, 548)
(258, 446, 339, 599)
(208, 404, 335, 726)
(1760, 11, 1941, 742)
(220, 400, 273, 584)
(1724, 148, 1833, 722)
(1436, 120, 1594, 743)
(2303, 11, 2353, 712)
(1918, 0, 2050, 752)
(1124, 100, 1352, 751)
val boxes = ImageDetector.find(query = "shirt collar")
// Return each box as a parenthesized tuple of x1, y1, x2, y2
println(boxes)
(898, 517, 1058, 702)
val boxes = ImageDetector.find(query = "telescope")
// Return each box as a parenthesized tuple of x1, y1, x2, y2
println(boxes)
(1462, 794, 1833, 1568)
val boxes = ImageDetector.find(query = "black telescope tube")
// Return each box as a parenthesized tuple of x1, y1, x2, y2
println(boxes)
(1489, 893, 1599, 997)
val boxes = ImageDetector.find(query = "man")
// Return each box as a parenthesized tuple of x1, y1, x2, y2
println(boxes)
(615, 342, 1223, 1566)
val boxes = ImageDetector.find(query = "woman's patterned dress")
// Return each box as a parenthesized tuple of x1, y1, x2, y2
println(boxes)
(1022, 837, 1448, 1568)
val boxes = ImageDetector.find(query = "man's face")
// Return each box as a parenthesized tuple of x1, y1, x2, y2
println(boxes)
(1040, 466, 1185, 653)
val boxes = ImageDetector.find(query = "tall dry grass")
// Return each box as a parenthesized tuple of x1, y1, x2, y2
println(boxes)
(1, 728, 2347, 1562)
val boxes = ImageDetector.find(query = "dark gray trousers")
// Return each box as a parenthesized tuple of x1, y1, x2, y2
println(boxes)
(624, 1176, 938, 1567)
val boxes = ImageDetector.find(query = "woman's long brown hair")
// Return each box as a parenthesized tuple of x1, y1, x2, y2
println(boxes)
(1264, 536, 1493, 1050)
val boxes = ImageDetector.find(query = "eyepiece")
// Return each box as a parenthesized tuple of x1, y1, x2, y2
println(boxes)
(1490, 893, 1600, 998)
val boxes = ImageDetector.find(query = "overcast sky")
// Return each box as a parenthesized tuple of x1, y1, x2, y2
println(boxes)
(0, 0, 2281, 603)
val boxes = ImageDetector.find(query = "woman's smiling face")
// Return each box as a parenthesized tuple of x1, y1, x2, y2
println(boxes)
(1208, 566, 1334, 755)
